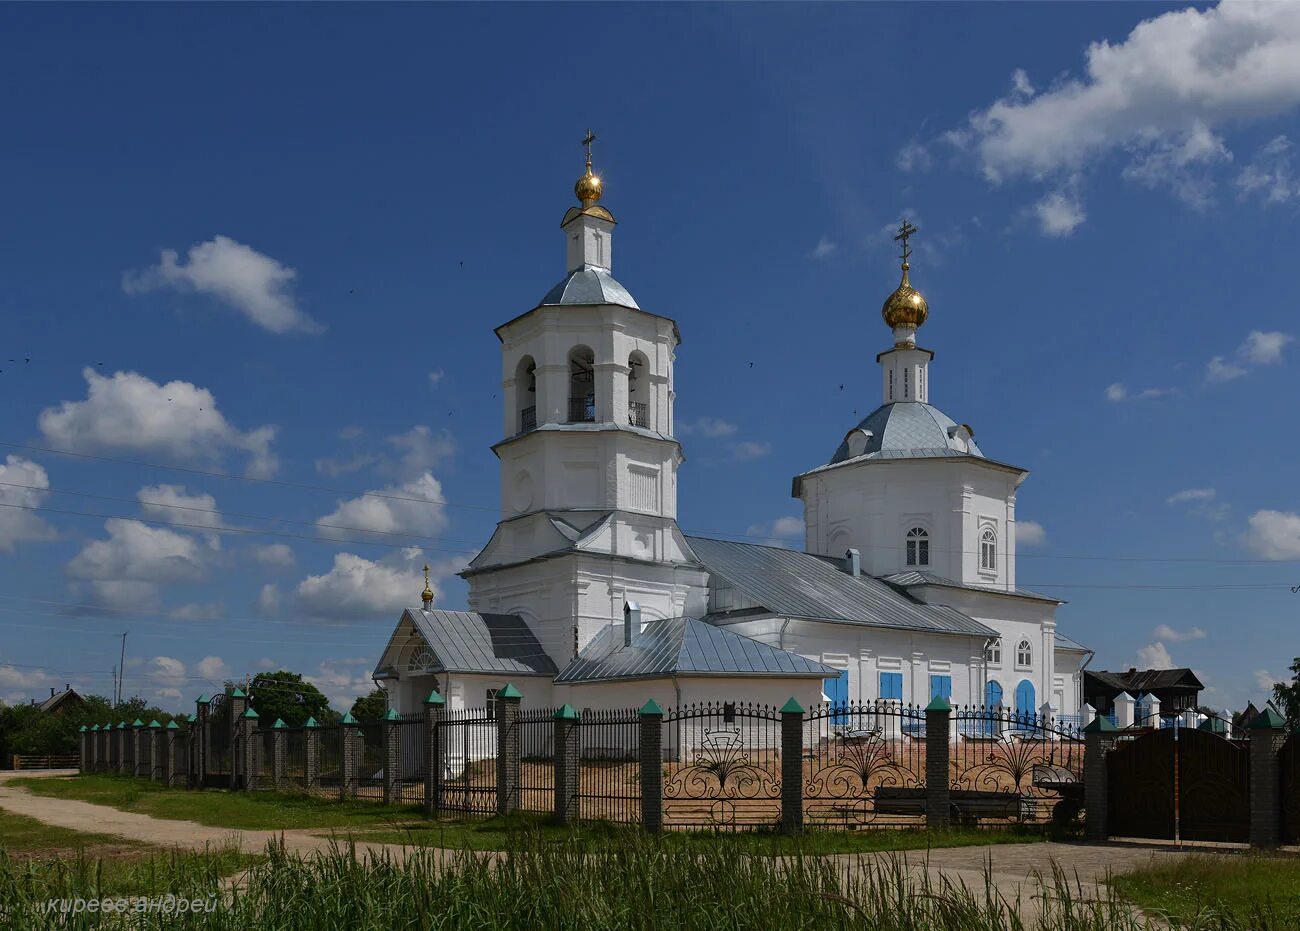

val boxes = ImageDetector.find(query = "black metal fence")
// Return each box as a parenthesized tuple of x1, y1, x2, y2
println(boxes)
(664, 703, 782, 829)
(578, 708, 641, 823)
(518, 708, 555, 814)
(440, 706, 497, 816)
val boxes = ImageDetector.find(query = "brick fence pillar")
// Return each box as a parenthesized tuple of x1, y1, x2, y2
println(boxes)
(132, 721, 147, 778)
(229, 688, 248, 789)
(382, 709, 401, 805)
(554, 705, 580, 826)
(241, 709, 260, 791)
(86, 726, 97, 773)
(341, 713, 360, 799)
(496, 683, 522, 816)
(149, 722, 163, 781)
(640, 700, 664, 833)
(117, 723, 130, 775)
(925, 697, 952, 830)
(184, 714, 198, 787)
(1083, 716, 1119, 842)
(1249, 708, 1287, 848)
(304, 718, 321, 791)
(165, 722, 179, 786)
(271, 720, 287, 791)
(423, 691, 444, 817)
(79, 726, 89, 773)
(780, 698, 805, 835)
(106, 725, 117, 772)
(194, 697, 210, 786)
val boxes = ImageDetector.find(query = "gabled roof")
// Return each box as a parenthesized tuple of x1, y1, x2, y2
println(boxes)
(387, 608, 557, 678)
(881, 569, 1063, 605)
(36, 687, 85, 714)
(1053, 631, 1091, 653)
(1085, 667, 1204, 693)
(685, 536, 996, 638)
(555, 616, 837, 684)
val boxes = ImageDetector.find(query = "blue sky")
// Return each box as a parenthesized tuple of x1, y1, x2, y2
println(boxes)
(2, 2, 1298, 713)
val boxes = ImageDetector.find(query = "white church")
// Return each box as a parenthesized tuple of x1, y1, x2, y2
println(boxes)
(373, 140, 1089, 724)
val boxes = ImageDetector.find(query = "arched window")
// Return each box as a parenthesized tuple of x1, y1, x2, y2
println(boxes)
(407, 649, 436, 672)
(1016, 639, 1032, 668)
(985, 638, 1001, 665)
(627, 351, 649, 428)
(515, 355, 536, 433)
(980, 527, 997, 571)
(567, 346, 595, 423)
(905, 527, 929, 567)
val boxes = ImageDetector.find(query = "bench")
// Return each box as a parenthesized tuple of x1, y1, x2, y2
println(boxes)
(873, 786, 1027, 822)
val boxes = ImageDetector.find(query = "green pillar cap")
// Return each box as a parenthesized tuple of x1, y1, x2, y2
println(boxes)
(640, 698, 663, 716)
(272, 718, 287, 729)
(303, 716, 319, 728)
(90, 724, 99, 731)
(80, 725, 88, 732)
(148, 720, 162, 728)
(1083, 716, 1119, 733)
(422, 690, 445, 706)
(383, 708, 399, 721)
(780, 697, 805, 714)
(231, 687, 247, 698)
(119, 721, 128, 729)
(554, 704, 580, 720)
(498, 682, 522, 700)
(242, 707, 259, 719)
(340, 711, 357, 725)
(1250, 707, 1286, 730)
(167, 720, 180, 730)
(186, 714, 197, 724)
(925, 696, 951, 713)
(196, 694, 210, 705)
(132, 719, 145, 727)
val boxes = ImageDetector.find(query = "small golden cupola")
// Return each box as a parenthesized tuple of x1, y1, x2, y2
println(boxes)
(881, 220, 929, 345)
(421, 564, 434, 609)
(574, 128, 604, 208)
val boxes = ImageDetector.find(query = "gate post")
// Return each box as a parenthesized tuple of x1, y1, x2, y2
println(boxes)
(271, 720, 287, 791)
(496, 683, 522, 816)
(79, 726, 88, 773)
(1114, 692, 1135, 730)
(241, 708, 260, 791)
(185, 714, 199, 787)
(423, 692, 444, 817)
(194, 696, 210, 785)
(230, 689, 248, 788)
(304, 718, 321, 790)
(165, 722, 179, 786)
(553, 705, 580, 826)
(132, 720, 147, 778)
(639, 699, 664, 833)
(1249, 708, 1286, 848)
(87, 726, 98, 773)
(149, 721, 163, 781)
(780, 698, 805, 835)
(925, 697, 952, 830)
(341, 712, 360, 799)
(383, 709, 401, 805)
(1083, 716, 1118, 842)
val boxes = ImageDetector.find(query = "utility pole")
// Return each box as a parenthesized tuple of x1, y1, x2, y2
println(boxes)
(117, 631, 128, 707)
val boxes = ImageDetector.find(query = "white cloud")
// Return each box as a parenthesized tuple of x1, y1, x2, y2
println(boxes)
(385, 426, 455, 481)
(1010, 68, 1034, 99)
(0, 456, 56, 551)
(1205, 355, 1247, 383)
(1255, 669, 1281, 693)
(305, 657, 374, 710)
(1167, 488, 1216, 505)
(730, 440, 772, 461)
(1017, 520, 1047, 547)
(40, 368, 278, 478)
(896, 139, 932, 173)
(809, 236, 839, 260)
(317, 472, 447, 541)
(257, 583, 281, 615)
(1207, 330, 1294, 383)
(123, 235, 321, 335)
(1152, 623, 1206, 642)
(745, 516, 805, 547)
(169, 601, 224, 621)
(678, 417, 738, 438)
(139, 655, 189, 702)
(251, 543, 295, 569)
(314, 453, 378, 478)
(293, 551, 456, 622)
(67, 518, 211, 612)
(1105, 382, 1176, 402)
(1033, 189, 1085, 237)
(1137, 642, 1175, 669)
(1241, 509, 1300, 559)
(953, 3, 1300, 224)
(1236, 135, 1300, 204)
(255, 657, 277, 670)
(138, 484, 222, 534)
(195, 656, 229, 680)
(428, 369, 445, 388)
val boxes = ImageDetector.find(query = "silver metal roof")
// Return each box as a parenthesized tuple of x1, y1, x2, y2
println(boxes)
(686, 536, 997, 638)
(404, 609, 557, 676)
(540, 265, 639, 310)
(830, 402, 984, 464)
(555, 616, 837, 684)
(881, 570, 1062, 605)
(1053, 631, 1090, 653)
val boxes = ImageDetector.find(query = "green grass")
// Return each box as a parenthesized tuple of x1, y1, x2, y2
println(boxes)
(0, 808, 150, 857)
(14, 774, 424, 831)
(341, 811, 1060, 854)
(1112, 854, 1300, 927)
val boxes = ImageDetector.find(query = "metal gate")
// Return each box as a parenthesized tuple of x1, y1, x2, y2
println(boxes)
(1281, 731, 1300, 844)
(663, 703, 781, 829)
(1107, 725, 1249, 842)
(204, 693, 232, 788)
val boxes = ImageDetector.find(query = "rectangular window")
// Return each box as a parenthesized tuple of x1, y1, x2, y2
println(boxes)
(929, 675, 952, 703)
(906, 540, 916, 565)
(879, 671, 903, 701)
(485, 688, 499, 722)
(918, 538, 929, 565)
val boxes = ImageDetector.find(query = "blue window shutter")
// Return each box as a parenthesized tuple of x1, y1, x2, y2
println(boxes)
(879, 672, 903, 701)
(929, 675, 952, 702)
(1015, 679, 1036, 718)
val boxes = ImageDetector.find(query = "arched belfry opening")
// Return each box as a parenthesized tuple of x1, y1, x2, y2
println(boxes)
(515, 355, 536, 433)
(568, 345, 595, 423)
(627, 350, 649, 428)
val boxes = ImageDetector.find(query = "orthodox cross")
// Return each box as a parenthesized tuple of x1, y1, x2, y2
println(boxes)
(894, 219, 918, 265)
(582, 129, 596, 166)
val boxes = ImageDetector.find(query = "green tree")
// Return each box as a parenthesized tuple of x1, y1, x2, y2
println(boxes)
(1271, 657, 1300, 728)
(350, 687, 388, 721)
(248, 671, 335, 726)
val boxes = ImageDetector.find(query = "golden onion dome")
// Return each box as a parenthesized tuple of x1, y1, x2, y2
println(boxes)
(881, 262, 928, 331)
(575, 162, 603, 208)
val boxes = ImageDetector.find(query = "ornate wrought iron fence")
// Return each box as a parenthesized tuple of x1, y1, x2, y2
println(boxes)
(440, 706, 497, 816)
(951, 706, 1083, 826)
(517, 707, 556, 813)
(663, 703, 781, 830)
(578, 708, 641, 823)
(318, 724, 344, 792)
(356, 720, 385, 799)
(281, 726, 308, 790)
(206, 694, 232, 786)
(803, 701, 928, 829)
